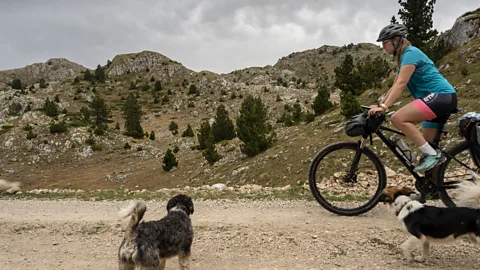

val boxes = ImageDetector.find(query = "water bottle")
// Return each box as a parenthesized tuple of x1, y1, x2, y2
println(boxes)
(391, 136, 416, 163)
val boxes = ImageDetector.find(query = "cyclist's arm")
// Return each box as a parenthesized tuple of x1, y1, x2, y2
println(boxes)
(382, 65, 414, 108)
(380, 74, 398, 104)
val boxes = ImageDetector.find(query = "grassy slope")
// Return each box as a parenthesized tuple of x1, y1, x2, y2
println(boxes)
(0, 39, 479, 192)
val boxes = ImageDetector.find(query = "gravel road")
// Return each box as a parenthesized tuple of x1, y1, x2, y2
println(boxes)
(0, 198, 479, 270)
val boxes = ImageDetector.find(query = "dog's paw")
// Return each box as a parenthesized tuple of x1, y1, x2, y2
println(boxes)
(415, 256, 427, 263)
(402, 253, 414, 263)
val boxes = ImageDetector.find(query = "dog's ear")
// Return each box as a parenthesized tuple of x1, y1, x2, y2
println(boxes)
(380, 187, 397, 204)
(166, 195, 179, 212)
(379, 192, 394, 204)
(188, 201, 194, 215)
(167, 194, 194, 215)
(399, 187, 415, 196)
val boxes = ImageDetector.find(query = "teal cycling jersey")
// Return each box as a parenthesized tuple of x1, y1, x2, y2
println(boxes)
(398, 46, 455, 99)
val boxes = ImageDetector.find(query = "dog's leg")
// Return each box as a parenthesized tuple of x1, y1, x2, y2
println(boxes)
(417, 241, 430, 263)
(400, 236, 419, 262)
(178, 251, 190, 270)
(158, 259, 166, 270)
(118, 261, 135, 270)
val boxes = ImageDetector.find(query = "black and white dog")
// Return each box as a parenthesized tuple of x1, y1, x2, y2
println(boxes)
(117, 194, 194, 270)
(380, 171, 480, 263)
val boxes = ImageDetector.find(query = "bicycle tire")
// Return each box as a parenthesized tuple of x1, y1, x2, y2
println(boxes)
(308, 142, 387, 216)
(435, 140, 478, 207)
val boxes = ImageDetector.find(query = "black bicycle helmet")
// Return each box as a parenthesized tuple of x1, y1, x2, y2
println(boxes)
(376, 24, 408, 42)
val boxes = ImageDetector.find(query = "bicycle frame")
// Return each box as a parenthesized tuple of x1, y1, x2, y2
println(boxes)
(353, 124, 477, 191)
(362, 126, 424, 182)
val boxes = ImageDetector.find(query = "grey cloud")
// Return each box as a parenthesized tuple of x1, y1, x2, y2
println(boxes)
(0, 0, 478, 74)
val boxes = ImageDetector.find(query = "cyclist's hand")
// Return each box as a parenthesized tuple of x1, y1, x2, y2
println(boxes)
(368, 106, 385, 116)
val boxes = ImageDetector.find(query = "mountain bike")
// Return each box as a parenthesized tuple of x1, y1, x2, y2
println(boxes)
(308, 106, 480, 216)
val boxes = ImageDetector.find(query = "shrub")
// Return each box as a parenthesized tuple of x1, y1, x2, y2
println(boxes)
(182, 124, 195, 137)
(8, 102, 22, 116)
(49, 121, 68, 133)
(26, 130, 37, 140)
(162, 149, 178, 171)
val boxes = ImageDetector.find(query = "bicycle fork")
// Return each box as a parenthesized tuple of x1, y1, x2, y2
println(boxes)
(344, 138, 367, 183)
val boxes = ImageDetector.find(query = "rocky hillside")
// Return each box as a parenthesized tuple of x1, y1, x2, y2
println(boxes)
(106, 50, 195, 86)
(0, 41, 389, 192)
(273, 43, 387, 79)
(440, 7, 480, 46)
(0, 58, 87, 86)
(0, 9, 479, 192)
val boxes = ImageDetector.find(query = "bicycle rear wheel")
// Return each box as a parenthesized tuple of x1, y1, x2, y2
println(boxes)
(308, 142, 387, 216)
(435, 140, 480, 207)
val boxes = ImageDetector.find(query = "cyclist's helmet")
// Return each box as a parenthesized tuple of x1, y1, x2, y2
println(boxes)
(376, 24, 408, 42)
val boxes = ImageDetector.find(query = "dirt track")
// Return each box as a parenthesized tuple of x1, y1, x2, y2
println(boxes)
(1, 199, 480, 270)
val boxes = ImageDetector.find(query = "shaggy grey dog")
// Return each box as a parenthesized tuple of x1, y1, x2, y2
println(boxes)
(117, 194, 194, 270)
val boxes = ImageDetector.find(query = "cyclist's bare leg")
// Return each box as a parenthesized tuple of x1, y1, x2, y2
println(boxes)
(390, 103, 430, 147)
(421, 128, 437, 144)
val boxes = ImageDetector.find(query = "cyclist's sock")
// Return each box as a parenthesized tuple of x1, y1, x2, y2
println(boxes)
(419, 142, 436, 156)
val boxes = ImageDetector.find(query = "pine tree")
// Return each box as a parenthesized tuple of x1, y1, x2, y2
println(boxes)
(334, 54, 364, 96)
(43, 98, 59, 117)
(162, 149, 178, 171)
(357, 55, 391, 89)
(122, 93, 144, 138)
(182, 124, 195, 137)
(84, 70, 94, 82)
(397, 0, 437, 48)
(340, 91, 362, 118)
(169, 121, 179, 135)
(149, 131, 155, 140)
(89, 94, 111, 135)
(312, 84, 333, 116)
(11, 79, 22, 90)
(236, 95, 276, 157)
(188, 84, 197, 95)
(154, 81, 162, 91)
(278, 111, 294, 127)
(95, 64, 106, 83)
(203, 141, 221, 165)
(80, 106, 91, 122)
(292, 103, 303, 124)
(39, 78, 47, 88)
(390, 15, 398, 24)
(7, 102, 22, 116)
(211, 104, 236, 143)
(197, 121, 212, 150)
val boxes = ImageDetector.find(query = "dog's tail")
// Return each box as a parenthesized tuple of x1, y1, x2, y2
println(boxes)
(456, 170, 480, 209)
(0, 179, 21, 191)
(118, 201, 147, 239)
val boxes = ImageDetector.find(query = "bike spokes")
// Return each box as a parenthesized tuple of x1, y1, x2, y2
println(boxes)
(311, 148, 381, 208)
(440, 147, 478, 203)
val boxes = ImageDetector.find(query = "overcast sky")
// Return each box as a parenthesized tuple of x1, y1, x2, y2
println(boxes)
(1, 0, 478, 74)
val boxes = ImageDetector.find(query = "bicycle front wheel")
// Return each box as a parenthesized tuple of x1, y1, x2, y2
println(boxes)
(308, 142, 387, 216)
(435, 140, 480, 207)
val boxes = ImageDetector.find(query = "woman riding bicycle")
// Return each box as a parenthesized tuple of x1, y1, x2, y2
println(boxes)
(368, 24, 457, 173)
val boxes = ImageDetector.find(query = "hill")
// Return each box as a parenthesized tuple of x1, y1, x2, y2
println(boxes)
(0, 10, 479, 193)
(0, 58, 87, 86)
